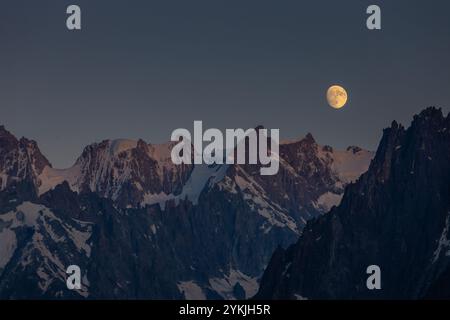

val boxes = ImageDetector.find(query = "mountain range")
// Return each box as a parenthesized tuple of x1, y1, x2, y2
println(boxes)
(2, 107, 449, 300)
(0, 122, 373, 299)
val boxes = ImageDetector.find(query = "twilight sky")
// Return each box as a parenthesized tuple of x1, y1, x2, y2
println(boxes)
(1, 0, 450, 167)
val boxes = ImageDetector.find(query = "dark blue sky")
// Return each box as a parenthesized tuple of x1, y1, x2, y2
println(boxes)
(1, 0, 450, 167)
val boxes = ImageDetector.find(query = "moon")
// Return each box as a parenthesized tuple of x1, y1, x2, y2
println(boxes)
(327, 85, 348, 109)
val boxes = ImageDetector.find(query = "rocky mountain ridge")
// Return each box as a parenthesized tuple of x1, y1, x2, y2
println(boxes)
(255, 107, 450, 299)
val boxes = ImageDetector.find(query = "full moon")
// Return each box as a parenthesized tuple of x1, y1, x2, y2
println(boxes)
(327, 85, 348, 109)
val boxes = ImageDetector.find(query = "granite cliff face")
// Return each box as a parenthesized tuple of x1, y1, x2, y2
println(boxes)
(256, 107, 450, 299)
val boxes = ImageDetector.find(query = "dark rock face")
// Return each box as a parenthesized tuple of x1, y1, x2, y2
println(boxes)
(0, 126, 51, 209)
(278, 133, 339, 209)
(0, 124, 372, 299)
(255, 107, 450, 300)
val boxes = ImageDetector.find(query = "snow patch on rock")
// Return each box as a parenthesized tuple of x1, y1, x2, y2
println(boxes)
(432, 213, 450, 263)
(209, 269, 259, 300)
(315, 192, 343, 212)
(178, 281, 206, 300)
